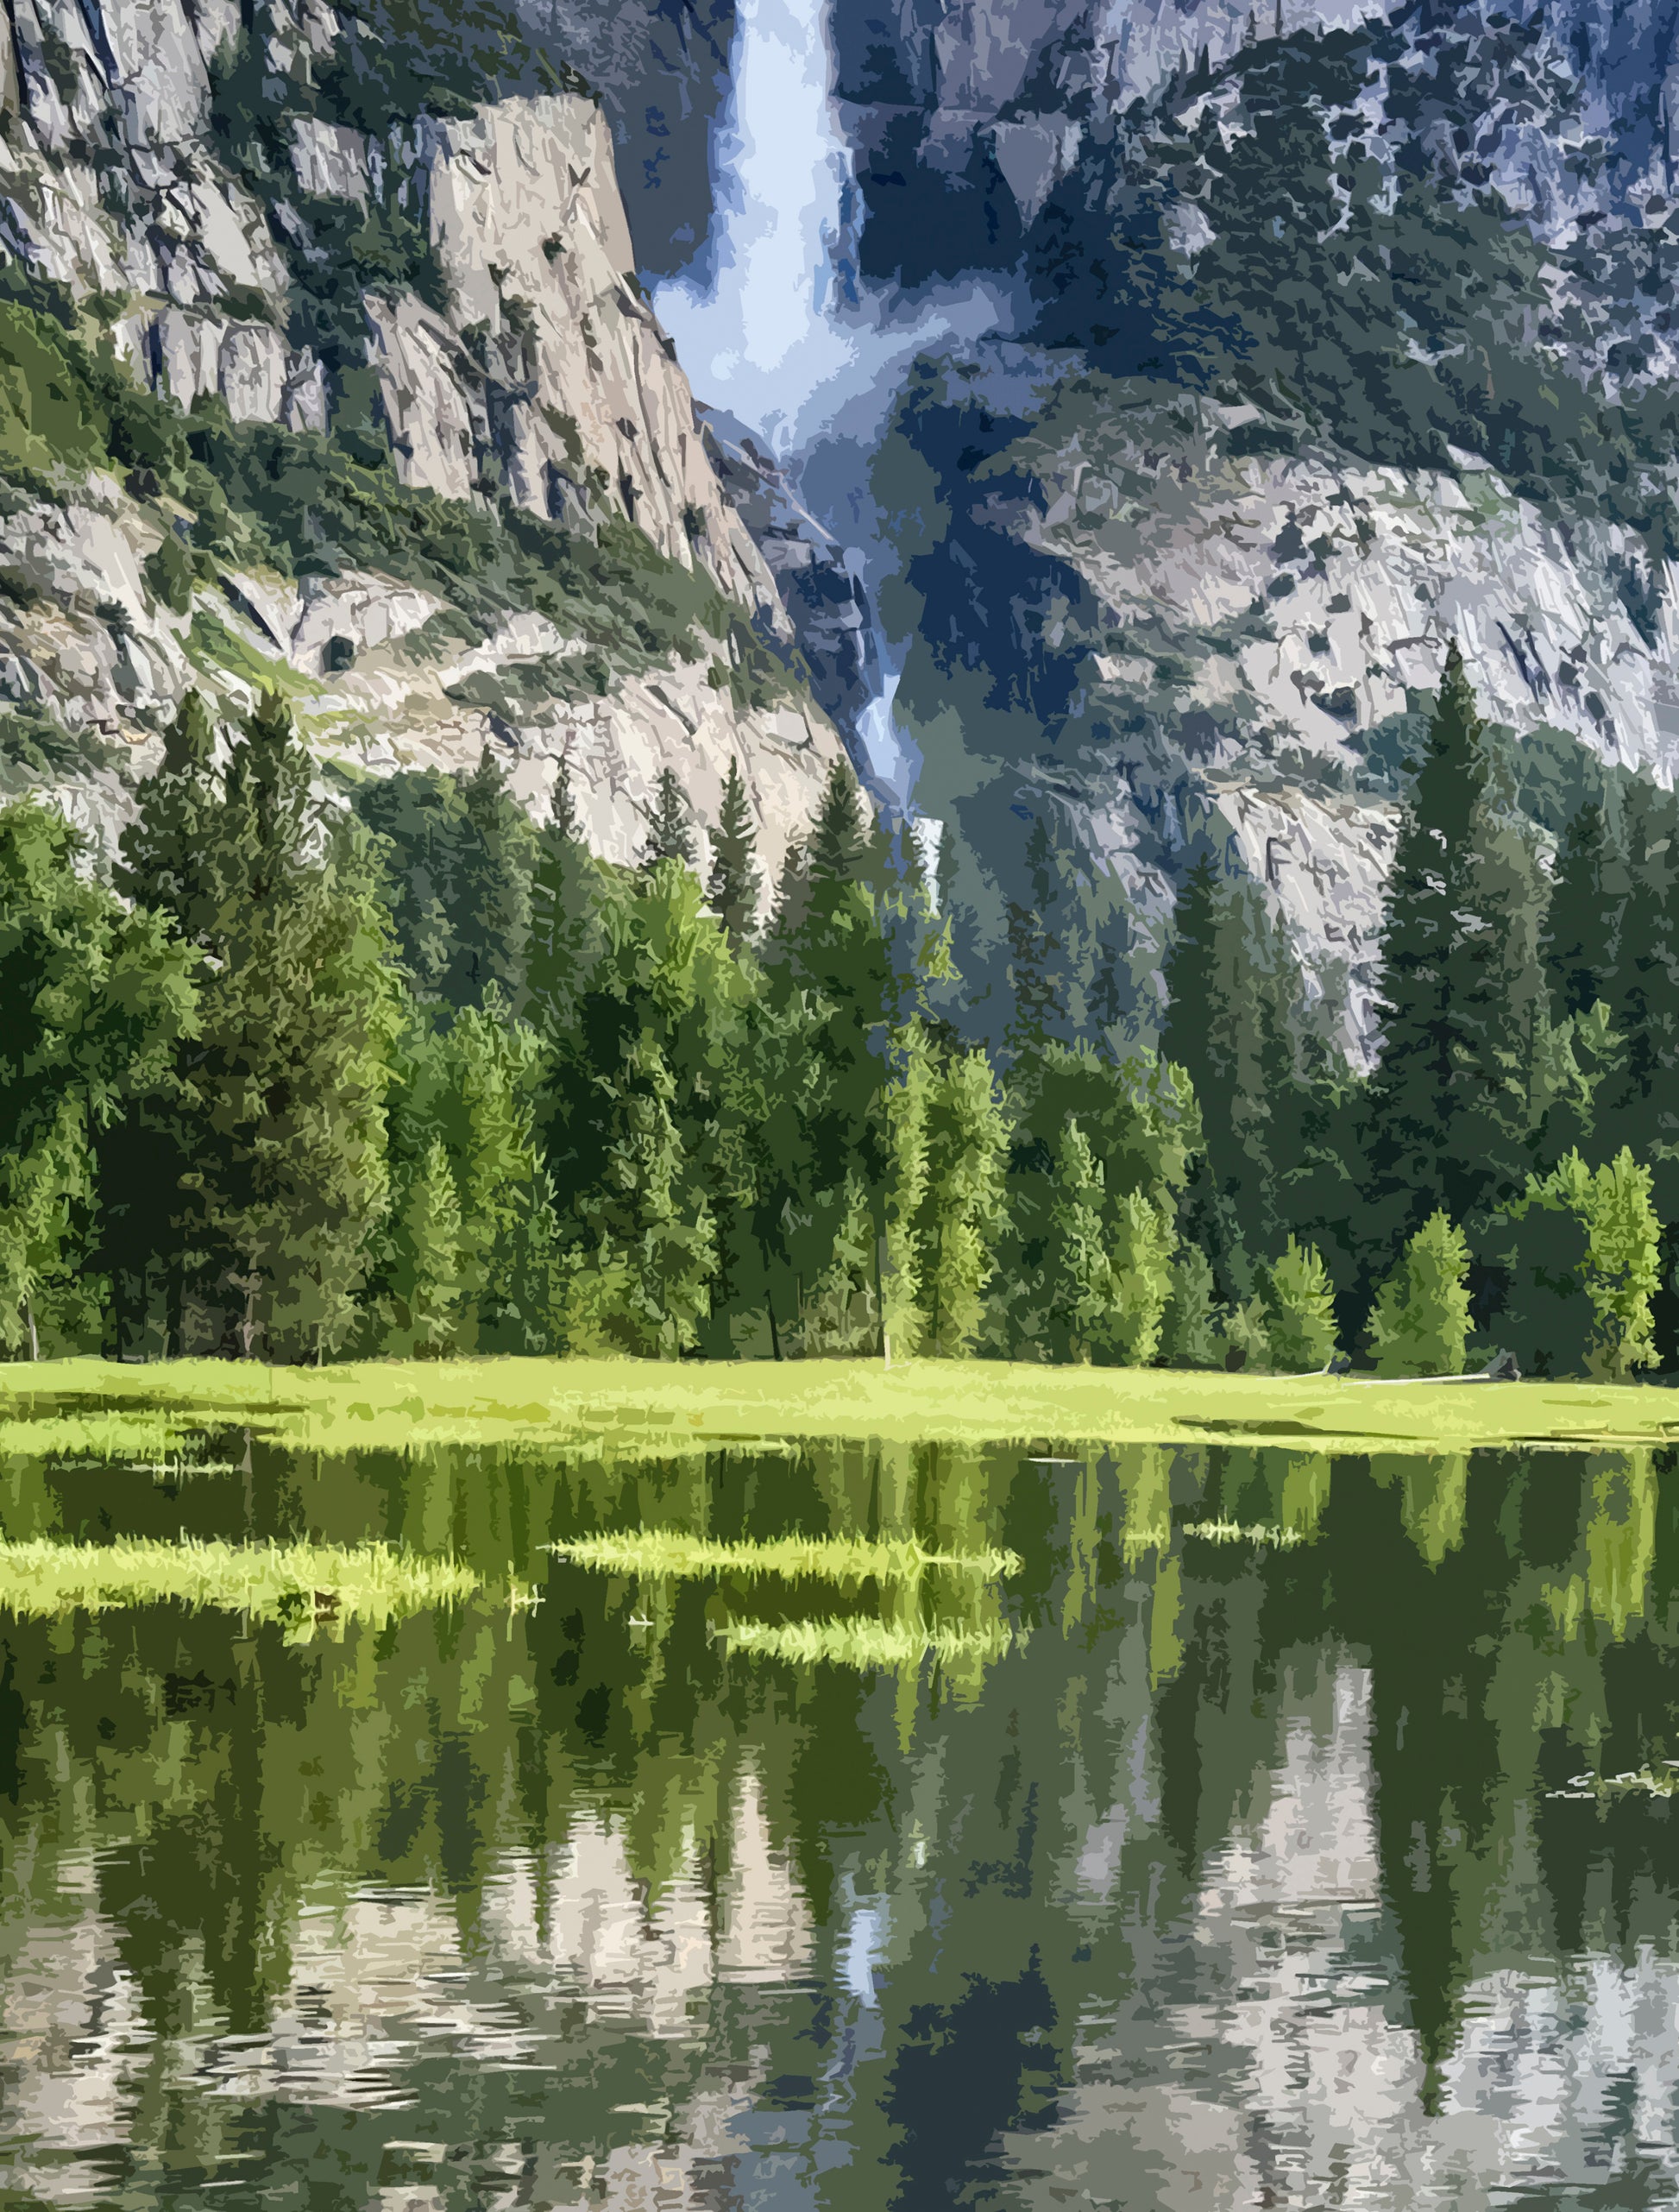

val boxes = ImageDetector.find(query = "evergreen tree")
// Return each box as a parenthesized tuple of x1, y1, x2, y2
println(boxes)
(1368, 1212, 1473, 1377)
(997, 1041, 1200, 1358)
(116, 690, 223, 945)
(523, 758, 606, 1047)
(1592, 781, 1679, 1208)
(642, 766, 697, 870)
(1044, 1119, 1112, 1363)
(1361, 644, 1549, 1247)
(388, 1138, 465, 1357)
(1161, 854, 1304, 1267)
(456, 747, 534, 1007)
(807, 756, 867, 882)
(1160, 1245, 1223, 1369)
(189, 700, 401, 1358)
(916, 1047, 1009, 1357)
(880, 1019, 935, 1355)
(707, 754, 761, 948)
(107, 691, 226, 1348)
(1542, 793, 1628, 1025)
(1109, 1191, 1178, 1366)
(1264, 1238, 1338, 1371)
(0, 803, 196, 1356)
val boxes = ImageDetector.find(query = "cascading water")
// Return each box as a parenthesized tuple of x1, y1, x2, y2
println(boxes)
(651, 0, 1002, 809)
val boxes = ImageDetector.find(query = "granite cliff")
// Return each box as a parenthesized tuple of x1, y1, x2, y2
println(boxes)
(0, 0, 845, 879)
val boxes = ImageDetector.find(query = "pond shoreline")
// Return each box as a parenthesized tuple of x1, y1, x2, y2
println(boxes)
(0, 1354, 1675, 1456)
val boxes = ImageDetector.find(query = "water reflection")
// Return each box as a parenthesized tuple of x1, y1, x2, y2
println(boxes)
(2, 1439, 1679, 2205)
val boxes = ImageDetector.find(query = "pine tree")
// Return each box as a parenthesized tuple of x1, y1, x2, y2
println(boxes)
(1160, 1245, 1223, 1369)
(108, 690, 224, 1348)
(0, 803, 196, 1356)
(190, 700, 401, 1358)
(880, 1019, 935, 1356)
(707, 754, 761, 947)
(455, 747, 533, 1007)
(1542, 793, 1628, 1024)
(1161, 853, 1304, 1263)
(1368, 1211, 1472, 1377)
(807, 756, 867, 882)
(116, 690, 224, 945)
(390, 1138, 466, 1357)
(523, 757, 605, 1047)
(917, 1046, 1009, 1357)
(1109, 1191, 1178, 1365)
(1045, 1119, 1113, 1364)
(1361, 643, 1548, 1247)
(642, 766, 697, 870)
(1264, 1238, 1338, 1371)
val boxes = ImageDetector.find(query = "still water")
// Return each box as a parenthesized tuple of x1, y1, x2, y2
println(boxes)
(2, 1431, 1678, 2208)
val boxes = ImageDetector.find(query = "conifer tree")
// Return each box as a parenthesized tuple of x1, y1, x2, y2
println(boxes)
(1160, 1245, 1223, 1369)
(1541, 794, 1628, 1024)
(880, 1019, 935, 1355)
(389, 1138, 466, 1357)
(1264, 1238, 1338, 1371)
(455, 747, 533, 1007)
(1045, 1119, 1113, 1364)
(0, 803, 196, 1356)
(116, 690, 223, 944)
(642, 766, 697, 870)
(189, 700, 401, 1358)
(917, 1047, 1009, 1356)
(1109, 1192, 1178, 1365)
(1361, 643, 1547, 1245)
(1161, 854, 1302, 1262)
(707, 754, 761, 948)
(807, 756, 867, 882)
(524, 757, 605, 1047)
(1368, 1211, 1472, 1377)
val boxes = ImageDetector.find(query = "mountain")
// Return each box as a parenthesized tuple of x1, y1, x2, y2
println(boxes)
(827, 0, 1679, 1054)
(0, 0, 845, 873)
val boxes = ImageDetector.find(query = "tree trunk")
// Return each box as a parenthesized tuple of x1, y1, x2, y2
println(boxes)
(22, 1298, 37, 1363)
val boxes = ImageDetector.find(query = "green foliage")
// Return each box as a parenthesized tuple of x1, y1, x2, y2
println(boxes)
(1493, 1150, 1661, 1380)
(0, 800, 197, 1354)
(642, 766, 697, 870)
(1160, 1245, 1223, 1370)
(1368, 1212, 1473, 1378)
(1362, 644, 1548, 1250)
(1263, 1238, 1338, 1373)
(916, 1048, 1009, 1357)
(707, 754, 761, 947)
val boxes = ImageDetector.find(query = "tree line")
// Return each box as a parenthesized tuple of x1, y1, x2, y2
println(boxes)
(0, 643, 1670, 1372)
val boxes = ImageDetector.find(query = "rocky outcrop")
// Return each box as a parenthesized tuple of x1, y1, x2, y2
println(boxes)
(0, 0, 847, 876)
(702, 409, 878, 737)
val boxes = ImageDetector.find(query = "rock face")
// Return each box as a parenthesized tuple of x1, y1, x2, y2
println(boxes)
(0, 0, 845, 879)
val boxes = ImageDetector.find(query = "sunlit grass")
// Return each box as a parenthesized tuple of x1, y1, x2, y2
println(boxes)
(1, 1354, 1676, 1457)
(549, 1531, 1020, 1581)
(0, 1536, 487, 1632)
(714, 1615, 1019, 1668)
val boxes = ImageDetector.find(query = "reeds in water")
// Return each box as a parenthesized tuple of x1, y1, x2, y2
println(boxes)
(547, 1531, 1019, 1582)
(0, 1536, 483, 1630)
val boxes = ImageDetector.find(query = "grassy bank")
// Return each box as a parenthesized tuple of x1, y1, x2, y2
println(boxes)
(0, 1356, 1675, 1455)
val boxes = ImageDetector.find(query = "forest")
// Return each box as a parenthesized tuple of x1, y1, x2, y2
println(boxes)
(0, 641, 1668, 1377)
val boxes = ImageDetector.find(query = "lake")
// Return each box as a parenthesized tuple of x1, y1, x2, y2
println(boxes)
(1, 1427, 1676, 2208)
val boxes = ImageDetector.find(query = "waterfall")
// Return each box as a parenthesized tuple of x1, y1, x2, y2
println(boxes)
(651, 0, 1001, 802)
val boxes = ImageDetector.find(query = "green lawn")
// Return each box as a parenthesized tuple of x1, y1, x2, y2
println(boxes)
(0, 1355, 1674, 1456)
